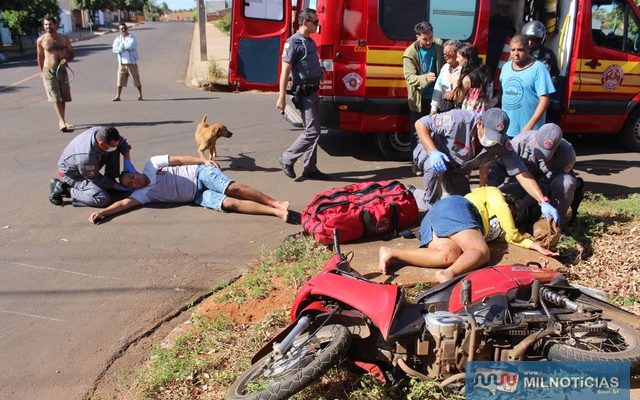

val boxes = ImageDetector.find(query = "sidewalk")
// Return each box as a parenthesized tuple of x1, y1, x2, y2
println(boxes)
(186, 20, 229, 88)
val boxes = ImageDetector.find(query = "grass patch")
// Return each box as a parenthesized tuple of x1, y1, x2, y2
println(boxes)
(207, 59, 226, 80)
(215, 12, 231, 33)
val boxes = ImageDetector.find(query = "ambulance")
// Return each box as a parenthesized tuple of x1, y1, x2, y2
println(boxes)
(229, 0, 640, 157)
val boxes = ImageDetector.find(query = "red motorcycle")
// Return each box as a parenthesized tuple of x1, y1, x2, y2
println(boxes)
(228, 234, 640, 399)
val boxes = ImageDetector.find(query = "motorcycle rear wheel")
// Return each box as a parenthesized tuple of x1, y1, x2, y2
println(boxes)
(545, 319, 640, 373)
(227, 323, 351, 400)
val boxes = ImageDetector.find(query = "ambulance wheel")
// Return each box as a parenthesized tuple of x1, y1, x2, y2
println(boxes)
(622, 110, 640, 152)
(374, 132, 412, 160)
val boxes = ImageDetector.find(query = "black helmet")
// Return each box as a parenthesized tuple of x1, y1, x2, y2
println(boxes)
(522, 20, 546, 43)
(503, 193, 528, 227)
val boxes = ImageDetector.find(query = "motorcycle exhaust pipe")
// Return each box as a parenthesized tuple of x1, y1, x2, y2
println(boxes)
(273, 316, 311, 356)
(540, 288, 585, 313)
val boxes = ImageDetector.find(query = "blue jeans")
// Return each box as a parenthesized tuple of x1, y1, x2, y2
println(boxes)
(193, 165, 232, 211)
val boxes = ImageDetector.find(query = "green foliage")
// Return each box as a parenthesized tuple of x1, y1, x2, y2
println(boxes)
(207, 59, 225, 80)
(2, 0, 60, 35)
(143, 0, 161, 21)
(215, 12, 231, 34)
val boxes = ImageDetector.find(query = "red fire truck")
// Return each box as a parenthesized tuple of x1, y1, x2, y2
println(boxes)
(229, 0, 640, 157)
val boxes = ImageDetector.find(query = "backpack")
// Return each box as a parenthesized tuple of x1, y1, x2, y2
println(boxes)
(302, 180, 419, 245)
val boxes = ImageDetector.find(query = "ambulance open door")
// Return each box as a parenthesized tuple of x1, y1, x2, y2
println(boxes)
(228, 0, 292, 91)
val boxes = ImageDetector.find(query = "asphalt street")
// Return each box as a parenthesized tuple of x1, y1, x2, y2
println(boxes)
(0, 22, 639, 400)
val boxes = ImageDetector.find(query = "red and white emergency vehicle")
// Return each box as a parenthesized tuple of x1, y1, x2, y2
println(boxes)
(229, 0, 640, 157)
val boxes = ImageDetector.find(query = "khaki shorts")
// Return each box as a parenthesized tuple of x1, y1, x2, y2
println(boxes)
(117, 63, 141, 87)
(42, 67, 71, 103)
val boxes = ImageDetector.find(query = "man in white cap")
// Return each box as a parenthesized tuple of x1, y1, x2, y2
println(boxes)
(488, 123, 580, 225)
(412, 107, 560, 223)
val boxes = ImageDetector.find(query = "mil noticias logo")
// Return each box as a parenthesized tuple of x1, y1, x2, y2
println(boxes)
(466, 361, 630, 400)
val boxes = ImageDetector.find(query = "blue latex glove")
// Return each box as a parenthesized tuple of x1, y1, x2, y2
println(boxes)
(428, 150, 450, 174)
(123, 159, 138, 173)
(540, 201, 560, 224)
(116, 184, 132, 193)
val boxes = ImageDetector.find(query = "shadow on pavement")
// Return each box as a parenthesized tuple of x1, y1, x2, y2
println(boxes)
(140, 97, 218, 101)
(0, 85, 28, 93)
(224, 152, 281, 173)
(574, 159, 640, 176)
(74, 120, 193, 128)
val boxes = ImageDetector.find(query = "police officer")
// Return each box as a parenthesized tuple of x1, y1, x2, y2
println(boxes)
(522, 20, 560, 85)
(276, 8, 330, 181)
(488, 123, 580, 226)
(48, 126, 136, 207)
(412, 108, 560, 223)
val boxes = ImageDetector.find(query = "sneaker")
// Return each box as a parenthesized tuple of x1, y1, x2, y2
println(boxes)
(49, 178, 66, 206)
(278, 157, 296, 179)
(301, 170, 332, 180)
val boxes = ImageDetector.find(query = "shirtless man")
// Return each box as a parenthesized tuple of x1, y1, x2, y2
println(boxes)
(37, 15, 74, 132)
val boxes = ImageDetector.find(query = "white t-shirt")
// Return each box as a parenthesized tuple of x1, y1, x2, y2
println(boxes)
(130, 155, 199, 204)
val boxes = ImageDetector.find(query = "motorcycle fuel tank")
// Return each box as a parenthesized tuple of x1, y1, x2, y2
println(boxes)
(448, 265, 562, 314)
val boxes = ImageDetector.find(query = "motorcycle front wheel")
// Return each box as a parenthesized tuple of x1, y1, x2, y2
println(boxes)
(545, 319, 640, 373)
(227, 323, 351, 400)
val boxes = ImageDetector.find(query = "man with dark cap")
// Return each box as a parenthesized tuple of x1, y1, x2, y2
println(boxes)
(488, 123, 580, 225)
(412, 107, 560, 223)
(276, 8, 330, 181)
(49, 126, 137, 207)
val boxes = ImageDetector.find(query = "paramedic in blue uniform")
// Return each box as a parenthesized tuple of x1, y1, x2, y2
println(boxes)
(48, 126, 136, 207)
(488, 123, 579, 226)
(412, 107, 560, 224)
(276, 8, 330, 181)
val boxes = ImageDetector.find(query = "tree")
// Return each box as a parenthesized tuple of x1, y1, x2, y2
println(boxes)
(1, 0, 60, 36)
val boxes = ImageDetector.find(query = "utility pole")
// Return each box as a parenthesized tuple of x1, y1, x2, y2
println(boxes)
(198, 0, 207, 61)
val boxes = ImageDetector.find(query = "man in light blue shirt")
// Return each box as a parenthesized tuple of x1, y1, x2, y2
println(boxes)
(112, 22, 143, 101)
(500, 35, 554, 137)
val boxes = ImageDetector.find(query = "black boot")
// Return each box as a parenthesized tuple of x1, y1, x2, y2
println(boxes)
(49, 178, 69, 206)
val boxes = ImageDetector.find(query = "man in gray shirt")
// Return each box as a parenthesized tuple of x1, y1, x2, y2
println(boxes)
(49, 126, 136, 207)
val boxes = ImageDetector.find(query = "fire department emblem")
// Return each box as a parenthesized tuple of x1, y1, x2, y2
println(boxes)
(601, 64, 624, 92)
(505, 140, 513, 151)
(343, 72, 363, 91)
(376, 217, 390, 233)
(543, 139, 554, 149)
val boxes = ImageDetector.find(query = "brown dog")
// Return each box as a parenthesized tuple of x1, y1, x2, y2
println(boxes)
(195, 115, 234, 160)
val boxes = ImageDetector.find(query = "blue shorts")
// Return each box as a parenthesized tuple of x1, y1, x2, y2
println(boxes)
(419, 195, 481, 247)
(193, 165, 232, 211)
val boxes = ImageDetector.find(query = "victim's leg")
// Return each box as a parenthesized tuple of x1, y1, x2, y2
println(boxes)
(226, 182, 289, 211)
(221, 197, 288, 221)
(436, 228, 489, 283)
(379, 237, 462, 275)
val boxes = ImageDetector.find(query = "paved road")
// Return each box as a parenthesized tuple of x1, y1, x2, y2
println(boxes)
(1, 22, 639, 400)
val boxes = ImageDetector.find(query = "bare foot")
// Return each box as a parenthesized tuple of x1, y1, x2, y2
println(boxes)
(435, 269, 455, 284)
(378, 246, 394, 275)
(276, 208, 289, 222)
(275, 200, 289, 211)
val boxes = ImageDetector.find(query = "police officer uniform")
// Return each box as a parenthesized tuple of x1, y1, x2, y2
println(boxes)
(280, 31, 323, 175)
(57, 126, 131, 207)
(488, 123, 577, 224)
(412, 108, 528, 210)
